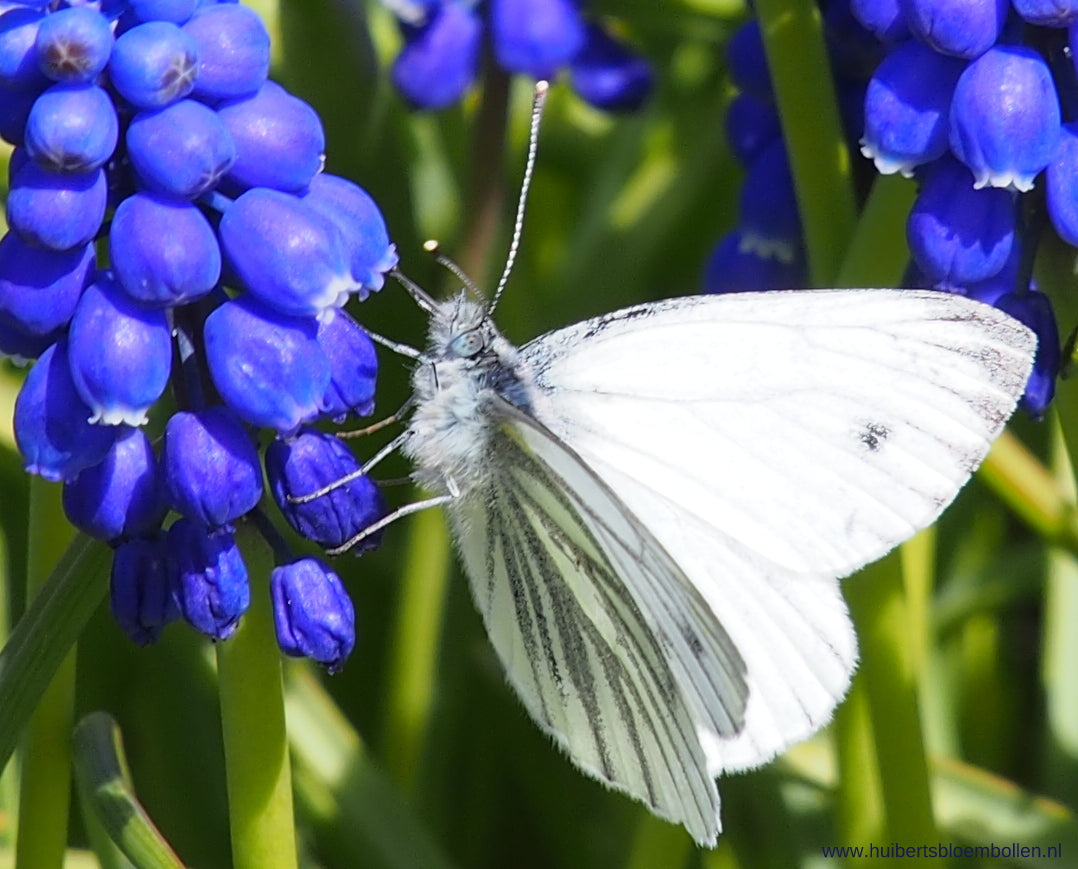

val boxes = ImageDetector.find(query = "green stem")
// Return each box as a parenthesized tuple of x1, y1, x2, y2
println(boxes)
(15, 480, 76, 869)
(844, 554, 937, 844)
(754, 0, 858, 285)
(216, 524, 297, 869)
(380, 507, 452, 787)
(836, 174, 918, 288)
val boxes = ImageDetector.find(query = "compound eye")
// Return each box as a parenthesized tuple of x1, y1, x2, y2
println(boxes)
(449, 328, 485, 358)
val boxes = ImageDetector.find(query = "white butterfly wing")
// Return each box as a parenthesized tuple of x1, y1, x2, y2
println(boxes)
(519, 288, 1036, 771)
(448, 400, 751, 845)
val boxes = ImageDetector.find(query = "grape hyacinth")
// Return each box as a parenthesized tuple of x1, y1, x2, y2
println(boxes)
(707, 0, 1067, 418)
(0, 0, 399, 667)
(385, 0, 652, 111)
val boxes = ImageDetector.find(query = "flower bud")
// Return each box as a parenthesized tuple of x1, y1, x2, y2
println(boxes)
(903, 0, 1006, 59)
(850, 0, 909, 42)
(995, 289, 1059, 419)
(1014, 0, 1078, 26)
(168, 519, 249, 641)
(702, 231, 805, 294)
(204, 294, 330, 433)
(184, 3, 270, 101)
(217, 81, 324, 193)
(14, 338, 117, 481)
(906, 157, 1016, 286)
(0, 7, 47, 90)
(130, 0, 197, 25)
(6, 160, 106, 250)
(265, 428, 387, 550)
(724, 92, 781, 168)
(570, 24, 651, 112)
(63, 426, 165, 542)
(0, 232, 93, 335)
(949, 46, 1061, 192)
(108, 20, 199, 108)
(111, 534, 178, 646)
(126, 99, 236, 199)
(162, 406, 262, 527)
(1046, 122, 1078, 246)
(271, 557, 355, 672)
(739, 140, 801, 263)
(35, 6, 113, 83)
(316, 308, 377, 422)
(490, 0, 585, 78)
(392, 2, 481, 110)
(861, 40, 965, 177)
(67, 273, 172, 426)
(726, 19, 771, 101)
(25, 82, 117, 173)
(301, 174, 398, 296)
(110, 192, 221, 306)
(220, 187, 353, 316)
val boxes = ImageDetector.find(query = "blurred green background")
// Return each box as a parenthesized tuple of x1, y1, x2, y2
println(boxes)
(2, 1, 1078, 867)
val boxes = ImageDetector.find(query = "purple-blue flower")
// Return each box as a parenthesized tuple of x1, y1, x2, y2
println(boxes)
(111, 534, 178, 646)
(34, 6, 114, 83)
(162, 405, 263, 528)
(902, 0, 1007, 60)
(110, 192, 221, 306)
(14, 338, 117, 482)
(108, 20, 199, 108)
(995, 289, 1060, 419)
(6, 159, 106, 250)
(389, 0, 648, 112)
(1047, 122, 1078, 246)
(203, 294, 330, 433)
(216, 81, 324, 193)
(168, 519, 250, 641)
(266, 428, 387, 551)
(906, 156, 1016, 287)
(861, 39, 965, 177)
(702, 231, 806, 295)
(24, 82, 117, 172)
(0, 1, 399, 663)
(126, 99, 236, 199)
(316, 308, 378, 422)
(0, 232, 93, 336)
(183, 2, 269, 101)
(63, 426, 165, 542)
(219, 187, 353, 316)
(301, 174, 398, 296)
(67, 273, 172, 426)
(271, 558, 355, 672)
(949, 45, 1061, 192)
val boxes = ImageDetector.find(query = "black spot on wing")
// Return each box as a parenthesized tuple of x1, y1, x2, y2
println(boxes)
(858, 421, 890, 452)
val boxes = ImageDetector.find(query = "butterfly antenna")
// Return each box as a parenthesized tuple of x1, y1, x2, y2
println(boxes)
(390, 267, 439, 314)
(488, 80, 549, 317)
(423, 239, 484, 303)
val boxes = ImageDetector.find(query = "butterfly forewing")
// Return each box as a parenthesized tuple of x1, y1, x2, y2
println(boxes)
(448, 399, 750, 845)
(516, 288, 1035, 771)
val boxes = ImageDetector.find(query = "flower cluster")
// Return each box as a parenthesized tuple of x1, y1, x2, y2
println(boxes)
(707, 0, 1065, 418)
(703, 5, 879, 293)
(386, 0, 652, 111)
(1, 0, 397, 671)
(856, 0, 1067, 415)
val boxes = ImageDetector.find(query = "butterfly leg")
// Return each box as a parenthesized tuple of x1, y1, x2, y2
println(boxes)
(289, 431, 411, 505)
(326, 492, 456, 555)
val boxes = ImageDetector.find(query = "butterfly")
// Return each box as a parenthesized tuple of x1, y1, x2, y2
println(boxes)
(335, 279, 1035, 846)
(323, 84, 1037, 846)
